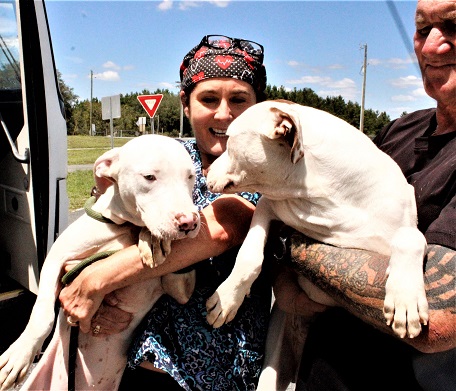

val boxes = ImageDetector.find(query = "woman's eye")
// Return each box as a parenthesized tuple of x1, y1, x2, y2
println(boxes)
(202, 97, 218, 104)
(144, 174, 156, 181)
(231, 97, 247, 104)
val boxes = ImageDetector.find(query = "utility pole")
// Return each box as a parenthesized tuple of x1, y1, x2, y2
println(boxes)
(360, 44, 367, 133)
(176, 81, 184, 138)
(90, 70, 93, 135)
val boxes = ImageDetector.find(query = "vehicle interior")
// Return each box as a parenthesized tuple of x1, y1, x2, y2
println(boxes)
(0, 0, 68, 352)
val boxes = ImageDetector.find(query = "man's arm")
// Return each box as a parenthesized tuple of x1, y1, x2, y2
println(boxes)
(284, 229, 455, 353)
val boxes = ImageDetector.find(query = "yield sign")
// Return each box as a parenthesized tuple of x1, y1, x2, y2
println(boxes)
(137, 94, 163, 118)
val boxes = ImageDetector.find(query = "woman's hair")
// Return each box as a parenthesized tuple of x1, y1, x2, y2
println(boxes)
(180, 35, 267, 102)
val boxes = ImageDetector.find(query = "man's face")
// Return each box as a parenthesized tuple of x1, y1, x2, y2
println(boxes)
(414, 0, 456, 106)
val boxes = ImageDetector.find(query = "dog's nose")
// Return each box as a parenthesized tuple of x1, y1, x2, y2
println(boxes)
(177, 212, 199, 234)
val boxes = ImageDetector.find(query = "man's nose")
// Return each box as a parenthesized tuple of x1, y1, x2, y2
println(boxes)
(422, 27, 453, 57)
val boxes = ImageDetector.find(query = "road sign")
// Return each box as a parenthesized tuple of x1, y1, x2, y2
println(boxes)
(101, 94, 121, 120)
(137, 94, 163, 118)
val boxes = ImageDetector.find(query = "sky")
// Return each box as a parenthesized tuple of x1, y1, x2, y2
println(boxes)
(45, 0, 436, 119)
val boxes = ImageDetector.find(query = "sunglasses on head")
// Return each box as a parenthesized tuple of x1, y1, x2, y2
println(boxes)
(201, 35, 264, 60)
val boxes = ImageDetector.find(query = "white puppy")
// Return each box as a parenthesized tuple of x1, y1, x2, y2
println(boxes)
(206, 100, 428, 339)
(0, 135, 200, 390)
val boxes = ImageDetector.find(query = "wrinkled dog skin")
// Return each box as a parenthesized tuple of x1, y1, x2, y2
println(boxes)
(206, 100, 428, 339)
(0, 135, 200, 390)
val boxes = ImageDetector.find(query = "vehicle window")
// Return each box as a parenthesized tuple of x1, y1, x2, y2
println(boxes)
(0, 1, 21, 91)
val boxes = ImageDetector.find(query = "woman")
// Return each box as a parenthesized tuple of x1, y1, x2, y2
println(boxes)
(60, 35, 270, 390)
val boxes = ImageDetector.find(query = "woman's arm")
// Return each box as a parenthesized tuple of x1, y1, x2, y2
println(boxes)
(59, 194, 255, 333)
(277, 229, 456, 353)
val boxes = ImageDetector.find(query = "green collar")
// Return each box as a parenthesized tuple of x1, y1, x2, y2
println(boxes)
(84, 196, 116, 224)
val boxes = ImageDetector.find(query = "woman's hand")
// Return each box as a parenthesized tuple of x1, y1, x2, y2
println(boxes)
(60, 266, 108, 333)
(60, 272, 134, 335)
(88, 292, 133, 336)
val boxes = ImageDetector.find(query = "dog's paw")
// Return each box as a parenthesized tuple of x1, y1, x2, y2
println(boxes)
(138, 229, 171, 268)
(206, 281, 250, 328)
(383, 269, 428, 339)
(0, 339, 38, 390)
(138, 228, 154, 267)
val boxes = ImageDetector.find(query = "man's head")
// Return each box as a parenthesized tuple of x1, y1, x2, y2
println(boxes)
(414, 0, 456, 108)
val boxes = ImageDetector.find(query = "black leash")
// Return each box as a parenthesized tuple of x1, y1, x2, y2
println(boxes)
(61, 196, 118, 391)
(68, 327, 78, 391)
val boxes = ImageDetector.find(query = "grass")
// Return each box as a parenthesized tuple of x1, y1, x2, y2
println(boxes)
(67, 170, 95, 210)
(67, 135, 133, 210)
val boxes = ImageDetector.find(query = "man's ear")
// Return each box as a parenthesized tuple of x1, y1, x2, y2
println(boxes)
(269, 107, 304, 164)
(93, 148, 121, 193)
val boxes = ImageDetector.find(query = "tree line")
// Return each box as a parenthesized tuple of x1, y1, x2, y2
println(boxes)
(59, 73, 391, 138)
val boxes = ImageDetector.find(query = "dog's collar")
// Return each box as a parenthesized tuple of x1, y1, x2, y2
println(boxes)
(84, 196, 116, 224)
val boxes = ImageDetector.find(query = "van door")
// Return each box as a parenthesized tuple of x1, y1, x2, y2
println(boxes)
(0, 0, 68, 348)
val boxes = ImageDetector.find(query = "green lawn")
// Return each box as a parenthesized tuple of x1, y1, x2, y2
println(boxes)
(67, 135, 133, 210)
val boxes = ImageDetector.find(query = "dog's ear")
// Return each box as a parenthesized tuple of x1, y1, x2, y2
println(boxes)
(93, 147, 121, 193)
(269, 107, 304, 164)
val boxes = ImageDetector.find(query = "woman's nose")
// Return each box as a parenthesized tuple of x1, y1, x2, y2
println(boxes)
(214, 101, 233, 121)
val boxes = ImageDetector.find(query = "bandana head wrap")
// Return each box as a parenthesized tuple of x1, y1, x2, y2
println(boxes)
(180, 35, 267, 95)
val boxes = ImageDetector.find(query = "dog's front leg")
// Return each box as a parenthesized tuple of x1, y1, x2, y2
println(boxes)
(206, 198, 275, 328)
(383, 227, 428, 338)
(0, 251, 67, 389)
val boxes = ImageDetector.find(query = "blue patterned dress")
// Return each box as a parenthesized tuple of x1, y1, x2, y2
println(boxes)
(127, 139, 271, 390)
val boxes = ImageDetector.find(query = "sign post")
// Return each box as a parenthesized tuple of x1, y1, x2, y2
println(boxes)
(137, 94, 163, 134)
(102, 94, 121, 148)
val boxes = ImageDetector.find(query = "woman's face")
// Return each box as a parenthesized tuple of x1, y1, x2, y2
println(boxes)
(181, 78, 257, 167)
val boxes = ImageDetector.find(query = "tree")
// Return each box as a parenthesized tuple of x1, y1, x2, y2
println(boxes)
(63, 83, 390, 138)
(57, 71, 78, 133)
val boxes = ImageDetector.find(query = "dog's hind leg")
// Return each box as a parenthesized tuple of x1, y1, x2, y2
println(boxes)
(20, 311, 71, 390)
(258, 304, 311, 391)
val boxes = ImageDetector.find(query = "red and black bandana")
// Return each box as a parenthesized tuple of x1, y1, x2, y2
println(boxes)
(180, 35, 267, 94)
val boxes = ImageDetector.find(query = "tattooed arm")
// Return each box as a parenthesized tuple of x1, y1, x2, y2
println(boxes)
(279, 229, 456, 354)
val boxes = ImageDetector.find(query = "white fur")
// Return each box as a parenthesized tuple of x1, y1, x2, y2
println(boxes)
(0, 135, 200, 390)
(206, 100, 428, 337)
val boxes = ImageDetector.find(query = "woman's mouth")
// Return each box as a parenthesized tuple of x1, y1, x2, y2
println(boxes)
(209, 128, 228, 138)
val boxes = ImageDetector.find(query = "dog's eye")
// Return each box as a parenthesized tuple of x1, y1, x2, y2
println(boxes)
(144, 174, 156, 181)
(188, 174, 194, 180)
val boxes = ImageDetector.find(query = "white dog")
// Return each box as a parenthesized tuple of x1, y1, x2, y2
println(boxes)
(0, 135, 200, 390)
(206, 100, 428, 338)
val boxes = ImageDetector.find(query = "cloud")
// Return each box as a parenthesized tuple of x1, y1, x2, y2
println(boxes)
(101, 61, 134, 73)
(208, 0, 230, 7)
(287, 60, 344, 73)
(391, 86, 427, 102)
(103, 61, 121, 71)
(159, 0, 230, 11)
(390, 75, 423, 88)
(286, 75, 357, 100)
(391, 95, 416, 102)
(93, 70, 120, 81)
(158, 0, 173, 10)
(369, 56, 417, 69)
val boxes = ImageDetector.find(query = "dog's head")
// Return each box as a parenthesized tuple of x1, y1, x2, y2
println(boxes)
(93, 135, 200, 240)
(207, 100, 305, 197)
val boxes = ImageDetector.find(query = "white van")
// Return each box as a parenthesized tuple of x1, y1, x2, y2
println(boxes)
(0, 0, 68, 351)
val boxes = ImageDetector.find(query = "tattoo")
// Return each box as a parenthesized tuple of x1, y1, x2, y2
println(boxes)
(424, 244, 456, 312)
(278, 229, 456, 349)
